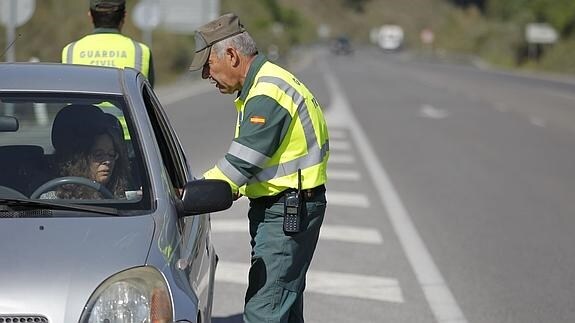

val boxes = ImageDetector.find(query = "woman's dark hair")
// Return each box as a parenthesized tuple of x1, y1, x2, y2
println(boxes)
(90, 5, 125, 28)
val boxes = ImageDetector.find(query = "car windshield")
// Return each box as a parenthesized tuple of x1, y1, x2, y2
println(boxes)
(0, 93, 150, 213)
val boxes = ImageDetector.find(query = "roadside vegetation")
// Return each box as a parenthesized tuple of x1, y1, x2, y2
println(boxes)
(1, 0, 573, 84)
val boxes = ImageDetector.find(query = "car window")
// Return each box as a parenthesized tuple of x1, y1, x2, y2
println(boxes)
(0, 93, 150, 212)
(141, 84, 190, 194)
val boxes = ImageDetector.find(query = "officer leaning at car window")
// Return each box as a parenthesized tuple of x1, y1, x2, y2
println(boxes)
(61, 0, 155, 88)
(189, 13, 329, 323)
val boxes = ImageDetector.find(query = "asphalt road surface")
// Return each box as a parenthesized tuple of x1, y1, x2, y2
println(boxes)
(157, 47, 575, 323)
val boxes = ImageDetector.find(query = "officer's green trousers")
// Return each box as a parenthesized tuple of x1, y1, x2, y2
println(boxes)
(243, 193, 326, 323)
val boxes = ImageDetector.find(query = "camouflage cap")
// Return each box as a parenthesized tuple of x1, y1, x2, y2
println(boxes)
(189, 13, 246, 71)
(90, 0, 125, 11)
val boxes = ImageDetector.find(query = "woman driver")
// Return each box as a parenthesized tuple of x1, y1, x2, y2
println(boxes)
(40, 105, 129, 199)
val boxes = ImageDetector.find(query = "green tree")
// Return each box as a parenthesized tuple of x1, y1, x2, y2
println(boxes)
(341, 0, 371, 13)
(448, 0, 486, 11)
(530, 0, 575, 36)
(486, 0, 532, 20)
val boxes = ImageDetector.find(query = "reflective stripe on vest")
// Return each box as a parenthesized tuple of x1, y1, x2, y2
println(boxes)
(249, 76, 328, 183)
(133, 40, 143, 72)
(229, 141, 271, 168)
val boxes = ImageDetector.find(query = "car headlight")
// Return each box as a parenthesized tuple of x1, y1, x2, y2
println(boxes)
(80, 267, 173, 323)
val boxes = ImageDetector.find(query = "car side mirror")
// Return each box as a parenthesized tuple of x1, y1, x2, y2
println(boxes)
(179, 179, 233, 216)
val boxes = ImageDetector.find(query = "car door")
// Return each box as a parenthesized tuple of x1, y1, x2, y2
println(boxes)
(140, 82, 215, 315)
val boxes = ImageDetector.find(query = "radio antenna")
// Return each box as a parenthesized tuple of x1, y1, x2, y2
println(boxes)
(1, 33, 21, 60)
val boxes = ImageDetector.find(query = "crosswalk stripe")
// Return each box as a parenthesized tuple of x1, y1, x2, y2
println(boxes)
(329, 153, 355, 164)
(319, 224, 383, 244)
(212, 220, 382, 244)
(217, 261, 404, 303)
(329, 140, 351, 151)
(327, 191, 370, 208)
(211, 219, 247, 233)
(328, 129, 347, 140)
(328, 169, 361, 181)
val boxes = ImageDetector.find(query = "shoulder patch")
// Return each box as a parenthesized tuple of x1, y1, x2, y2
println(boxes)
(250, 116, 266, 125)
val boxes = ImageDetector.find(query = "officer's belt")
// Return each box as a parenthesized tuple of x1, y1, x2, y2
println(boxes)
(249, 184, 326, 207)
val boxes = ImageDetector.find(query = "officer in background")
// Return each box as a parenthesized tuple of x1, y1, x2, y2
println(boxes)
(62, 0, 155, 87)
(189, 13, 329, 323)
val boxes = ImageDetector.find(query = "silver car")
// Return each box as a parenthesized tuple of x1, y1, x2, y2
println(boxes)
(0, 63, 232, 322)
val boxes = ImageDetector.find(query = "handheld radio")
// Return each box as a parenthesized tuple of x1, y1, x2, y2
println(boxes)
(283, 169, 302, 234)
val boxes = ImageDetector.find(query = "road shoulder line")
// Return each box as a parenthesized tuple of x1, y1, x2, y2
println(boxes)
(321, 61, 468, 323)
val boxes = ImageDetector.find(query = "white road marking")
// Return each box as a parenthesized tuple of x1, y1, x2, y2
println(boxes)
(529, 116, 546, 127)
(329, 139, 352, 151)
(211, 219, 248, 233)
(212, 220, 382, 244)
(419, 104, 449, 119)
(322, 63, 468, 323)
(328, 128, 348, 140)
(319, 224, 383, 244)
(156, 81, 214, 105)
(493, 102, 509, 112)
(327, 191, 370, 208)
(328, 153, 355, 164)
(217, 261, 403, 303)
(328, 169, 361, 181)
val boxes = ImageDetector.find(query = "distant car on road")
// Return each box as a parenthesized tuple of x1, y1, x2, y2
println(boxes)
(372, 25, 404, 52)
(0, 63, 233, 323)
(330, 36, 354, 55)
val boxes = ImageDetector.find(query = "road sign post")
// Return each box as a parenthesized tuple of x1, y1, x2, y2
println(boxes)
(525, 23, 558, 61)
(132, 0, 161, 48)
(0, 0, 35, 62)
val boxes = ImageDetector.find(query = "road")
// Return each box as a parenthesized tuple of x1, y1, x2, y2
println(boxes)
(157, 47, 575, 323)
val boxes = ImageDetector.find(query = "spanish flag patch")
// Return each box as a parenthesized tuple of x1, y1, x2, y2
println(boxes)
(250, 116, 266, 124)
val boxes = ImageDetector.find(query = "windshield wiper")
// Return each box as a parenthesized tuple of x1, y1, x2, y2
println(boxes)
(0, 198, 119, 216)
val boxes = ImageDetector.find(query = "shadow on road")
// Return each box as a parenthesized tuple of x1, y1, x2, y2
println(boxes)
(212, 314, 243, 323)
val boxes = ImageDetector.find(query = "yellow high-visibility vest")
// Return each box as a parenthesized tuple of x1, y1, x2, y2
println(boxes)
(204, 61, 329, 198)
(62, 32, 151, 78)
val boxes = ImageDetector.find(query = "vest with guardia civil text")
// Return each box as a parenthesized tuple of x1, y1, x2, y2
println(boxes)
(62, 32, 150, 78)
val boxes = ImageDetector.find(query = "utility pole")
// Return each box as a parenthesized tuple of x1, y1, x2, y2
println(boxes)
(1, 0, 35, 62)
(6, 0, 16, 62)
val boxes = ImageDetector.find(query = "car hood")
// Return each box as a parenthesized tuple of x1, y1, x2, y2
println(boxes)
(0, 214, 155, 322)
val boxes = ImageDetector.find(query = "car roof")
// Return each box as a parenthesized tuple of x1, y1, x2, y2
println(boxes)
(0, 63, 136, 95)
